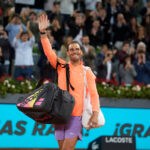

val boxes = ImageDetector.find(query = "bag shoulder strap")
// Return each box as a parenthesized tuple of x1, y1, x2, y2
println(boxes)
(56, 59, 74, 92)
(83, 66, 90, 85)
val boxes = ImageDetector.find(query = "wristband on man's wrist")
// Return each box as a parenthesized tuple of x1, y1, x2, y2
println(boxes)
(40, 31, 47, 34)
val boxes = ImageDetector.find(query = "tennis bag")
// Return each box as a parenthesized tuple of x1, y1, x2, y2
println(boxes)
(17, 64, 75, 124)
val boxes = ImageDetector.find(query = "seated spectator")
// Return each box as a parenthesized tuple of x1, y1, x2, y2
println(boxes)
(0, 25, 11, 75)
(12, 22, 35, 79)
(97, 49, 116, 82)
(119, 54, 137, 84)
(133, 50, 150, 84)
(60, 36, 73, 62)
(81, 35, 96, 71)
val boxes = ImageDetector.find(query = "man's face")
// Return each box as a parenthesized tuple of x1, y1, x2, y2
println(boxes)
(105, 50, 113, 60)
(122, 44, 130, 52)
(82, 36, 89, 45)
(21, 34, 28, 42)
(67, 43, 83, 62)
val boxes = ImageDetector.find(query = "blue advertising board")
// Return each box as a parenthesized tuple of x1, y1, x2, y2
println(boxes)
(0, 104, 149, 149)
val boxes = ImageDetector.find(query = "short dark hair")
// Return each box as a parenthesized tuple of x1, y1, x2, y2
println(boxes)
(67, 41, 82, 51)
(20, 31, 28, 37)
(53, 1, 60, 5)
(122, 41, 130, 47)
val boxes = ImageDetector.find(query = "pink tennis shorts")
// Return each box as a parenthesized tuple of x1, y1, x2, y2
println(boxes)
(54, 116, 83, 141)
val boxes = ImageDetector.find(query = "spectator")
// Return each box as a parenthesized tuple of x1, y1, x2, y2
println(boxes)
(0, 25, 11, 75)
(106, 0, 120, 28)
(123, 0, 139, 22)
(20, 7, 31, 24)
(59, 0, 77, 25)
(68, 12, 86, 44)
(60, 36, 73, 62)
(136, 41, 150, 61)
(81, 35, 96, 71)
(97, 49, 116, 82)
(28, 11, 39, 43)
(133, 50, 150, 84)
(12, 22, 35, 79)
(38, 27, 58, 82)
(0, 47, 6, 76)
(142, 14, 150, 51)
(50, 18, 64, 48)
(134, 25, 150, 52)
(3, 6, 15, 27)
(85, 0, 102, 16)
(98, 8, 110, 44)
(88, 19, 104, 47)
(96, 44, 108, 66)
(113, 13, 130, 45)
(44, 0, 55, 14)
(118, 41, 135, 65)
(48, 2, 64, 27)
(5, 14, 26, 46)
(119, 54, 137, 84)
(128, 16, 139, 40)
(140, 0, 150, 20)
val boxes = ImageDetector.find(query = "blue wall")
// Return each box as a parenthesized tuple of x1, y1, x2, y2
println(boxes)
(0, 104, 149, 149)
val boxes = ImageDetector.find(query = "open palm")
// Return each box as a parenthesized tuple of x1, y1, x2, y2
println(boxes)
(38, 14, 49, 32)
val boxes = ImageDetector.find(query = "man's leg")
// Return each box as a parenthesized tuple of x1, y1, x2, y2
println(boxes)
(62, 137, 78, 150)
(57, 140, 64, 150)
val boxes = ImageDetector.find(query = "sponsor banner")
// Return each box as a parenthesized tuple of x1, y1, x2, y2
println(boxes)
(15, 0, 35, 5)
(0, 105, 149, 149)
(88, 136, 136, 150)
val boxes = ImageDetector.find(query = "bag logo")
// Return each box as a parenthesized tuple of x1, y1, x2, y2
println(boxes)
(17, 89, 43, 108)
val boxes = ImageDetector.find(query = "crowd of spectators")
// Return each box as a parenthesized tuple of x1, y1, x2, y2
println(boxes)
(0, 0, 150, 85)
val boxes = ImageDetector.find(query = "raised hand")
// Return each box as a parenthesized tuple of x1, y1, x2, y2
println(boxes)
(38, 14, 49, 32)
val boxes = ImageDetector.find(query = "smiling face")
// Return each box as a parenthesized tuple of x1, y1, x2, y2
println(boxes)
(67, 42, 83, 63)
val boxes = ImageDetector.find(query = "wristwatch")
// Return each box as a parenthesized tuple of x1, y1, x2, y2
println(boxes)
(40, 31, 47, 34)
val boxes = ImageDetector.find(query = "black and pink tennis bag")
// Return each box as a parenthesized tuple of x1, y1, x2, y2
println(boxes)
(16, 64, 75, 124)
